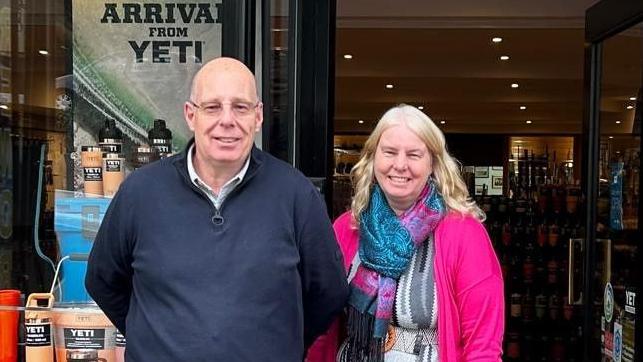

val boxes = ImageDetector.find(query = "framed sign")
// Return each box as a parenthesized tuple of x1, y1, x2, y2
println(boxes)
(492, 176, 503, 189)
(474, 166, 489, 178)
(72, 1, 223, 151)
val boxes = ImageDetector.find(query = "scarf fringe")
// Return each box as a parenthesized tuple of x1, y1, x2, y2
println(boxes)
(339, 306, 384, 362)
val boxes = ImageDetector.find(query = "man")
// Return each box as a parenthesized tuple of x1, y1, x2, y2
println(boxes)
(85, 57, 348, 361)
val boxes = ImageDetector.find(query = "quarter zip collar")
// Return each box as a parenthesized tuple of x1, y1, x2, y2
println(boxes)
(186, 144, 249, 209)
(172, 138, 264, 191)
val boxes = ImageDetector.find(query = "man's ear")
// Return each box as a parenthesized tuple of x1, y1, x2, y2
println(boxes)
(184, 102, 196, 132)
(254, 102, 264, 133)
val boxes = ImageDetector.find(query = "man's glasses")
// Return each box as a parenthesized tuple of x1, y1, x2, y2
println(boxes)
(188, 100, 259, 118)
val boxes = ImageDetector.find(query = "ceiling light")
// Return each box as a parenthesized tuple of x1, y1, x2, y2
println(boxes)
(385, 84, 394, 89)
(511, 83, 519, 88)
(358, 119, 364, 124)
(609, 136, 614, 139)
(418, 106, 424, 110)
(626, 105, 634, 110)
(0, 105, 8, 110)
(526, 120, 532, 124)
(343, 54, 353, 59)
(38, 49, 48, 55)
(630, 97, 637, 101)
(440, 120, 446, 124)
(492, 37, 503, 43)
(500, 55, 510, 61)
(519, 106, 527, 110)
(515, 140, 522, 143)
(615, 120, 622, 124)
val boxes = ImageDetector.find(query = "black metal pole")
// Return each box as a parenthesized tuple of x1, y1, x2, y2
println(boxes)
(581, 41, 601, 362)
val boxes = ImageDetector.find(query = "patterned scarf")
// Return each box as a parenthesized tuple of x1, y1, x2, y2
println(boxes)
(340, 181, 446, 362)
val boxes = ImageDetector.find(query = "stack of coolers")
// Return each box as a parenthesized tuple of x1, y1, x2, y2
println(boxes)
(41, 119, 124, 361)
(26, 118, 174, 362)
(47, 119, 117, 362)
(65, 117, 173, 299)
(46, 190, 121, 362)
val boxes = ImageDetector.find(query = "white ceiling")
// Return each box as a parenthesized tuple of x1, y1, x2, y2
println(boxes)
(333, 0, 641, 135)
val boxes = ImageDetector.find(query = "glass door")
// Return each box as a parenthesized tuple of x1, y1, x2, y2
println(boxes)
(261, 0, 335, 205)
(584, 2, 643, 360)
(593, 23, 641, 362)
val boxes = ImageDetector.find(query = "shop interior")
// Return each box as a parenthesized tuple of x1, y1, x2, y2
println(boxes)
(332, 1, 640, 360)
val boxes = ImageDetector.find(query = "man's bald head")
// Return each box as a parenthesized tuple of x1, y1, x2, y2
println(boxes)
(183, 56, 264, 174)
(190, 57, 258, 102)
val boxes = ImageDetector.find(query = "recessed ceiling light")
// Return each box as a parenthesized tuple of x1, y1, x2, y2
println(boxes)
(358, 119, 364, 124)
(519, 106, 527, 110)
(626, 105, 634, 109)
(343, 54, 353, 59)
(492, 37, 503, 43)
(526, 120, 532, 124)
(609, 136, 614, 139)
(0, 105, 8, 110)
(440, 120, 446, 124)
(615, 120, 622, 124)
(385, 84, 394, 89)
(500, 55, 510, 61)
(38, 49, 48, 55)
(418, 106, 424, 110)
(630, 97, 637, 101)
(511, 83, 519, 88)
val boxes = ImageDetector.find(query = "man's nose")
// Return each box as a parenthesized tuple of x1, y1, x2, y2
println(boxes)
(218, 106, 236, 126)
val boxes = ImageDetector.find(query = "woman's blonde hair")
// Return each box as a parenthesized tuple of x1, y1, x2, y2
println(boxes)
(350, 104, 484, 223)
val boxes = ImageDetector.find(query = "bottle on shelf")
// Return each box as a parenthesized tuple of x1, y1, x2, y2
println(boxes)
(148, 119, 173, 158)
(131, 146, 160, 170)
(484, 143, 586, 361)
(102, 153, 125, 197)
(98, 118, 123, 154)
(80, 146, 104, 197)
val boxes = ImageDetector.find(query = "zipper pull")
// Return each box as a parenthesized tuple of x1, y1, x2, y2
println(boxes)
(211, 212, 224, 225)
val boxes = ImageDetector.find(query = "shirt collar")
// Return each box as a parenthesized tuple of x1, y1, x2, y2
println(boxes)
(186, 144, 250, 192)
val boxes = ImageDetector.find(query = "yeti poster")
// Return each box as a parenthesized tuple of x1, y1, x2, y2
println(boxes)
(72, 1, 223, 152)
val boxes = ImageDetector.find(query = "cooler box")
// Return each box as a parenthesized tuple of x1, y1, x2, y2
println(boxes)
(54, 195, 112, 303)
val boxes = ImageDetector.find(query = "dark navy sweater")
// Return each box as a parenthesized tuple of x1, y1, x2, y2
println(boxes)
(85, 144, 348, 361)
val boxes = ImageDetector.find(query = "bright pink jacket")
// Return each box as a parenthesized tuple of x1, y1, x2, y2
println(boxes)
(306, 211, 504, 362)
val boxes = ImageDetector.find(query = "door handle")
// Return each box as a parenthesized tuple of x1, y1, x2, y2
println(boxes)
(597, 238, 611, 287)
(568, 238, 584, 305)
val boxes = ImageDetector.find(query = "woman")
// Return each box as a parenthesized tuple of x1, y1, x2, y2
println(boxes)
(307, 104, 504, 361)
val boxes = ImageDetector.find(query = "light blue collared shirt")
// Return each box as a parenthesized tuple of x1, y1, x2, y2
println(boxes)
(186, 144, 250, 210)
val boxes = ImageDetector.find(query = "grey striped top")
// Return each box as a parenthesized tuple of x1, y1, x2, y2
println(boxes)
(348, 235, 439, 362)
